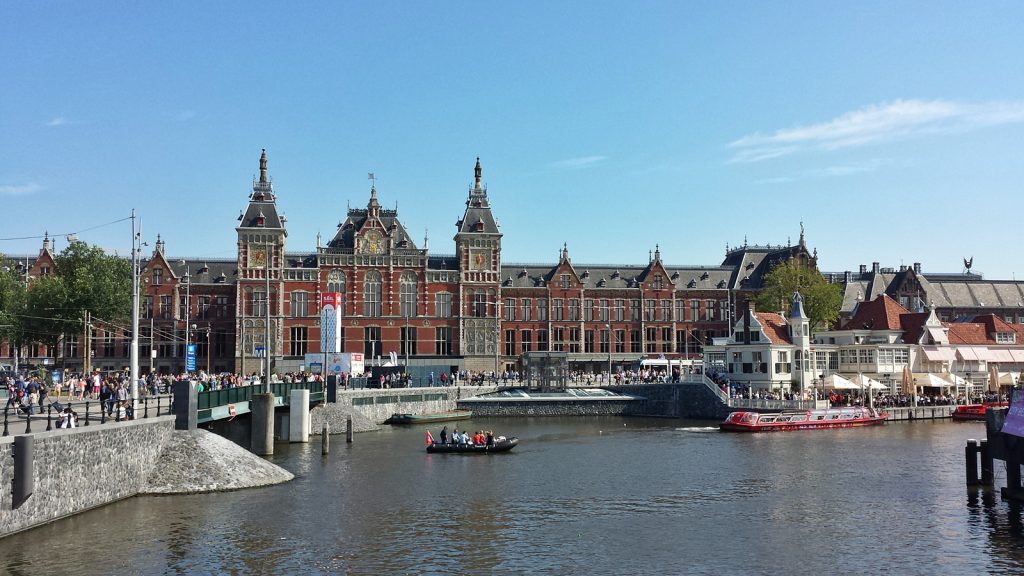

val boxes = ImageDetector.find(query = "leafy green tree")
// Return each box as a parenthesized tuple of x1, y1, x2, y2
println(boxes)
(0, 258, 29, 367)
(755, 259, 842, 330)
(54, 240, 132, 327)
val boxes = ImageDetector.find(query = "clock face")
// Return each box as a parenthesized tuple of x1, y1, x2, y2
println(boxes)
(364, 230, 384, 255)
(251, 248, 267, 267)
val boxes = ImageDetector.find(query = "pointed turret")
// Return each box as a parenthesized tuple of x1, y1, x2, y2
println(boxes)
(237, 148, 285, 233)
(155, 234, 165, 255)
(790, 291, 808, 320)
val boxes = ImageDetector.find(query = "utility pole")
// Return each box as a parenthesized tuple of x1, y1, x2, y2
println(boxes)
(83, 310, 91, 375)
(130, 209, 140, 416)
(265, 243, 271, 392)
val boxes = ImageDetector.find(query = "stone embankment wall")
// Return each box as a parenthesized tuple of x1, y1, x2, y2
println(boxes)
(458, 398, 635, 417)
(0, 417, 175, 539)
(614, 383, 731, 420)
(334, 386, 498, 424)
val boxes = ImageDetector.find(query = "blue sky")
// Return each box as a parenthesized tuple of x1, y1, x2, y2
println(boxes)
(2, 2, 1023, 278)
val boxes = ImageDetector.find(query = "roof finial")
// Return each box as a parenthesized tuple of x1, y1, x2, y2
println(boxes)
(654, 243, 661, 262)
(799, 221, 805, 246)
(259, 148, 268, 183)
(424, 228, 429, 250)
(474, 157, 482, 189)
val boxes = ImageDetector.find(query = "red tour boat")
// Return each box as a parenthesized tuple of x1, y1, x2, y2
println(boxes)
(951, 403, 1008, 422)
(720, 406, 888, 432)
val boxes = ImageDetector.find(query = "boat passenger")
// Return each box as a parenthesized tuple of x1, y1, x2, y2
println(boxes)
(450, 428, 458, 444)
(460, 431, 470, 445)
(439, 426, 448, 444)
(486, 431, 494, 447)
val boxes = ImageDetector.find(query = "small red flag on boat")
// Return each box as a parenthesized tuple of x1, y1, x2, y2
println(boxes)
(425, 430, 434, 446)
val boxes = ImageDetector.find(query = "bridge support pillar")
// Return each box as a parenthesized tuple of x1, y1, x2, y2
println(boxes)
(173, 380, 198, 431)
(289, 389, 310, 443)
(251, 393, 275, 455)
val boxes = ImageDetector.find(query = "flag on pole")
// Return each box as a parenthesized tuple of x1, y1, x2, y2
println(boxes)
(368, 172, 375, 180)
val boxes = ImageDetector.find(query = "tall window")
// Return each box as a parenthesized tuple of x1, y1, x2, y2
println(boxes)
(720, 300, 730, 323)
(584, 299, 594, 322)
(537, 330, 549, 351)
(585, 330, 595, 353)
(216, 296, 229, 319)
(363, 270, 382, 317)
(436, 293, 453, 318)
(152, 268, 163, 285)
(552, 327, 564, 351)
(473, 292, 487, 318)
(599, 329, 610, 354)
(401, 326, 417, 356)
(364, 326, 381, 358)
(400, 271, 418, 317)
(653, 274, 663, 290)
(705, 300, 715, 320)
(435, 327, 452, 355)
(291, 292, 309, 317)
(630, 299, 641, 321)
(289, 327, 308, 356)
(560, 274, 570, 289)
(630, 329, 642, 353)
(599, 299, 609, 322)
(645, 300, 656, 321)
(252, 290, 267, 317)
(160, 295, 172, 319)
(614, 299, 625, 322)
(690, 299, 699, 321)
(660, 300, 671, 322)
(615, 330, 626, 353)
(646, 327, 657, 353)
(538, 298, 548, 321)
(505, 298, 516, 321)
(568, 299, 580, 321)
(552, 299, 564, 321)
(521, 299, 532, 321)
(521, 330, 533, 352)
(661, 327, 672, 353)
(197, 296, 209, 319)
(569, 328, 580, 353)
(143, 296, 153, 319)
(676, 300, 686, 323)
(504, 329, 516, 356)
(66, 334, 78, 358)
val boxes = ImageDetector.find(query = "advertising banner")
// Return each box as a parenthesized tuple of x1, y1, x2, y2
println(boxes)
(320, 292, 342, 353)
(1002, 389, 1024, 437)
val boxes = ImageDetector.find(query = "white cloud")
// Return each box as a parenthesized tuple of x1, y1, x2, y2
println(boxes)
(0, 183, 41, 196)
(755, 159, 890, 185)
(729, 99, 1024, 163)
(549, 155, 607, 169)
(45, 117, 67, 127)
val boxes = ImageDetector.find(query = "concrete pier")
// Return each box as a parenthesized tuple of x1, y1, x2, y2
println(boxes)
(289, 389, 310, 443)
(250, 393, 275, 455)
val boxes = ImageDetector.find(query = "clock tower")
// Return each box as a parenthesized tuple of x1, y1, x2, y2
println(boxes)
(455, 158, 503, 372)
(235, 149, 288, 374)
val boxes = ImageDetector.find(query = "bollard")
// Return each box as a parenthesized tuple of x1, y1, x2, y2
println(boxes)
(84, 401, 90, 426)
(101, 404, 106, 424)
(155, 396, 161, 416)
(25, 408, 32, 434)
(144, 398, 149, 419)
(981, 439, 994, 486)
(13, 435, 35, 509)
(322, 424, 330, 455)
(3, 406, 8, 436)
(966, 439, 980, 486)
(46, 405, 52, 431)
(346, 415, 353, 443)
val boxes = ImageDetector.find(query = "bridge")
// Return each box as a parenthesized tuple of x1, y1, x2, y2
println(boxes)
(197, 381, 324, 424)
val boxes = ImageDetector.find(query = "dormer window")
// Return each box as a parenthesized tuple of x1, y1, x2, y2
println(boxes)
(152, 268, 163, 285)
(256, 210, 266, 227)
(653, 274, 663, 290)
(474, 220, 484, 232)
(996, 332, 1016, 344)
(560, 274, 570, 289)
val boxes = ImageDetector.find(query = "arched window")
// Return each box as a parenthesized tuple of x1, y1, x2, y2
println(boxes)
(327, 270, 345, 294)
(363, 270, 381, 317)
(400, 270, 418, 317)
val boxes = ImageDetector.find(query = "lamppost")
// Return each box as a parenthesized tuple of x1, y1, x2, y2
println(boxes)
(605, 323, 612, 383)
(179, 260, 191, 375)
(966, 371, 973, 403)
(129, 209, 142, 416)
(205, 325, 211, 374)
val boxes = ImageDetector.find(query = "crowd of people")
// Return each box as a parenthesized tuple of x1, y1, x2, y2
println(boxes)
(437, 425, 500, 447)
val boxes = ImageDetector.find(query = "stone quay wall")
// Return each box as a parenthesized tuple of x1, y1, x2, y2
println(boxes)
(0, 416, 175, 539)
(458, 398, 636, 417)
(613, 383, 733, 420)
(335, 386, 498, 424)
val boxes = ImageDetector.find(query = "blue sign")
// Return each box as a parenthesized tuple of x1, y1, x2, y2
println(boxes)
(186, 344, 197, 371)
(255, 345, 266, 358)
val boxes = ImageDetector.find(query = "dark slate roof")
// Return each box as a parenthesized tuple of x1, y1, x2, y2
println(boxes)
(720, 243, 807, 290)
(499, 262, 735, 290)
(163, 257, 238, 285)
(327, 189, 420, 253)
(455, 185, 500, 236)
(427, 255, 459, 270)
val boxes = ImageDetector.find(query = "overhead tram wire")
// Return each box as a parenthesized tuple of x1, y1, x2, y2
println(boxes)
(0, 215, 133, 242)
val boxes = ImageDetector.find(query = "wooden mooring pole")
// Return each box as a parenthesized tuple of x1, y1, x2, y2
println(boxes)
(346, 415, 353, 444)
(966, 439, 980, 486)
(980, 439, 994, 486)
(321, 423, 330, 455)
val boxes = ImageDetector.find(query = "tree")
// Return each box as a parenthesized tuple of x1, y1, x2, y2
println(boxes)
(755, 259, 842, 330)
(0, 258, 29, 369)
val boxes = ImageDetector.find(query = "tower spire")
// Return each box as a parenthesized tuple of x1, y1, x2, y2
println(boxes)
(259, 148, 268, 184)
(474, 157, 482, 189)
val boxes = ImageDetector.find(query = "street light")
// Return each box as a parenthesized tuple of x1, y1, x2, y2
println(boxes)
(206, 325, 211, 374)
(179, 260, 191, 376)
(605, 323, 612, 384)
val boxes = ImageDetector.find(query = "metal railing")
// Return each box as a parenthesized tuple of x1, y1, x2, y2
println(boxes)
(196, 380, 324, 411)
(726, 398, 823, 411)
(682, 373, 731, 404)
(2, 395, 173, 437)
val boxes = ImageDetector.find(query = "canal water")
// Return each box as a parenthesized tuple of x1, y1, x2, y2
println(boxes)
(3, 417, 1024, 575)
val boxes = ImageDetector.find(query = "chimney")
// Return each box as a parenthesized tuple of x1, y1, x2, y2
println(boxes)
(859, 264, 867, 275)
(913, 262, 921, 273)
(845, 271, 852, 283)
(872, 262, 880, 273)
(899, 265, 907, 272)
(743, 301, 754, 345)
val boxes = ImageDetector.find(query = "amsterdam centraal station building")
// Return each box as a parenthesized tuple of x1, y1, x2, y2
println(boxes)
(6, 152, 1021, 377)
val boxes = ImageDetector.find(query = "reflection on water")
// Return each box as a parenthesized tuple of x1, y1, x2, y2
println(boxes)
(3, 418, 1024, 575)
